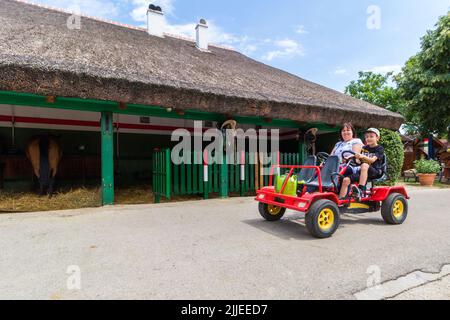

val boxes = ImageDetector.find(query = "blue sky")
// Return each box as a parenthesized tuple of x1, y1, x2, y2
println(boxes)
(32, 0, 449, 92)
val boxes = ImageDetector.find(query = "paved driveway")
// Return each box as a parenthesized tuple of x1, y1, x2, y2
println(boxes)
(0, 188, 449, 299)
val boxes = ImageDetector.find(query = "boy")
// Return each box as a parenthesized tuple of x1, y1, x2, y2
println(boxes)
(339, 128, 385, 200)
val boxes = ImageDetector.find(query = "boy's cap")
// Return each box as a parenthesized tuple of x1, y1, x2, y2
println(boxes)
(365, 128, 380, 137)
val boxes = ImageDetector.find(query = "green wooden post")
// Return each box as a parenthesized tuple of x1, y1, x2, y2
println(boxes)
(219, 153, 228, 198)
(155, 152, 161, 203)
(185, 151, 191, 194)
(298, 137, 306, 165)
(192, 152, 198, 194)
(101, 111, 114, 205)
(173, 163, 179, 195)
(165, 148, 172, 200)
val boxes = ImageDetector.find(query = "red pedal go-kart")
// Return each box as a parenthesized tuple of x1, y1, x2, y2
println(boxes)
(255, 151, 409, 238)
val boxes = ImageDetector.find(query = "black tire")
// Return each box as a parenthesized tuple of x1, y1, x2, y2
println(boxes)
(381, 193, 408, 225)
(305, 199, 340, 239)
(258, 203, 286, 221)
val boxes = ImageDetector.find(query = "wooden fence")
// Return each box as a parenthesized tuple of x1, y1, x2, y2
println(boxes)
(152, 149, 302, 202)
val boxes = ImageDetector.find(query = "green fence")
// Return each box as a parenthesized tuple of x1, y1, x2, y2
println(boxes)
(153, 150, 302, 202)
(152, 148, 171, 203)
(254, 152, 303, 188)
(172, 151, 210, 197)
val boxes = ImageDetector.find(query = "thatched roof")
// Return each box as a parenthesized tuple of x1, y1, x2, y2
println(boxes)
(0, 0, 404, 129)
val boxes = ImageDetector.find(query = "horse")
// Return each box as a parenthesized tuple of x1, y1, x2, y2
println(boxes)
(25, 135, 62, 196)
(304, 128, 318, 156)
(220, 120, 238, 161)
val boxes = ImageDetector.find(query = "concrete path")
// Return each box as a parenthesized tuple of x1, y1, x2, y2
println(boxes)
(0, 188, 449, 300)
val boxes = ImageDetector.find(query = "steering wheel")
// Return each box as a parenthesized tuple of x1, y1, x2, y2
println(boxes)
(341, 150, 361, 167)
(316, 152, 329, 165)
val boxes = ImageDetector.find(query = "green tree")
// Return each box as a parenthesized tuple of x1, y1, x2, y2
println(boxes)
(345, 71, 403, 113)
(395, 13, 450, 136)
(344, 73, 405, 185)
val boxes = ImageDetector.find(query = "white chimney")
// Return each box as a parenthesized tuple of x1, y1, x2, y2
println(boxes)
(147, 4, 165, 38)
(196, 19, 209, 51)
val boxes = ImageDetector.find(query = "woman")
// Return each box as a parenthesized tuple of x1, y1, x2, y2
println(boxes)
(304, 123, 363, 196)
(330, 123, 363, 199)
(331, 123, 363, 163)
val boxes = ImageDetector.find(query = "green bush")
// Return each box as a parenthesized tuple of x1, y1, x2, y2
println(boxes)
(414, 159, 441, 174)
(378, 129, 404, 185)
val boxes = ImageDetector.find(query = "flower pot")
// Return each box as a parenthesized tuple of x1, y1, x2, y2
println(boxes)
(417, 173, 437, 186)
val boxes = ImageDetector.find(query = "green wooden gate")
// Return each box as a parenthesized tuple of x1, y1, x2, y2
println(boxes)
(152, 148, 171, 203)
(152, 149, 303, 202)
(172, 151, 211, 198)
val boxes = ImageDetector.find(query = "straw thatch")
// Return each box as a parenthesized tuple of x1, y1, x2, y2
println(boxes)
(0, 0, 403, 129)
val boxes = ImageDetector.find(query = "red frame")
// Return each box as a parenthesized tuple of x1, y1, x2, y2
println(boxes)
(255, 164, 409, 213)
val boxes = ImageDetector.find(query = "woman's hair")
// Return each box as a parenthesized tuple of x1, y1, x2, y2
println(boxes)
(340, 123, 357, 141)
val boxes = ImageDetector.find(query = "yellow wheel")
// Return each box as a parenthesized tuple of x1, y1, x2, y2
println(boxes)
(317, 208, 335, 232)
(392, 200, 404, 218)
(306, 200, 340, 238)
(381, 193, 408, 225)
(259, 203, 286, 221)
(268, 205, 282, 216)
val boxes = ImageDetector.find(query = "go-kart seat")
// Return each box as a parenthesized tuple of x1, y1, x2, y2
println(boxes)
(370, 155, 389, 184)
(306, 155, 340, 189)
(297, 155, 317, 183)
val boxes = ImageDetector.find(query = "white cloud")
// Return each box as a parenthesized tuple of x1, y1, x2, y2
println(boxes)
(36, 0, 305, 62)
(130, 0, 175, 22)
(148, 18, 249, 49)
(241, 44, 258, 55)
(164, 22, 196, 38)
(295, 25, 309, 34)
(334, 67, 348, 75)
(262, 39, 304, 61)
(367, 65, 402, 74)
(127, 0, 308, 61)
(128, 0, 249, 49)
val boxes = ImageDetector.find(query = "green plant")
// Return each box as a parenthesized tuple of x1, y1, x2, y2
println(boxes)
(378, 129, 404, 185)
(414, 158, 441, 174)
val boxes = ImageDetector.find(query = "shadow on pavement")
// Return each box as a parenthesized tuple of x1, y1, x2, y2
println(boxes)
(244, 212, 387, 240)
(340, 214, 386, 226)
(243, 215, 314, 241)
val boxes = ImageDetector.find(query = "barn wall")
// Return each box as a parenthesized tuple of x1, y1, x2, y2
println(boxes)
(0, 126, 177, 186)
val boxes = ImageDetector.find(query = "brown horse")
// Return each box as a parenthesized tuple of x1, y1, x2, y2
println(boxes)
(25, 135, 62, 196)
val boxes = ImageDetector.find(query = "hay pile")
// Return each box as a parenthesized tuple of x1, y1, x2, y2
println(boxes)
(0, 187, 102, 213)
(115, 186, 154, 205)
(114, 186, 203, 204)
(0, 186, 207, 213)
